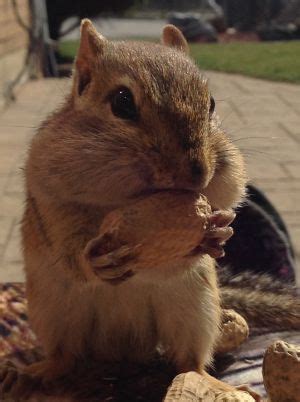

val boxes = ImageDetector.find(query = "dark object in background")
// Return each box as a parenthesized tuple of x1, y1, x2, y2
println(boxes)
(168, 12, 218, 42)
(46, 0, 135, 41)
(258, 22, 300, 41)
(45, 0, 135, 75)
(219, 185, 296, 283)
(276, 0, 300, 25)
(217, 0, 300, 40)
(257, 0, 300, 40)
(216, 0, 283, 31)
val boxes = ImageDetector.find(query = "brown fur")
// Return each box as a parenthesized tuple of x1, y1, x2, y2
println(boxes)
(220, 269, 300, 330)
(19, 20, 248, 394)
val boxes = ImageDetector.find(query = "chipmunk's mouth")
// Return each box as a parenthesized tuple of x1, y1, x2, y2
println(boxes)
(131, 187, 221, 211)
(131, 187, 197, 199)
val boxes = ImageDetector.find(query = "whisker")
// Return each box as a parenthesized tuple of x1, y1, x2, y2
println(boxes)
(241, 150, 273, 157)
(231, 136, 279, 144)
(240, 149, 280, 163)
(214, 97, 232, 103)
(219, 109, 236, 126)
(216, 100, 250, 124)
(0, 125, 38, 129)
(215, 145, 279, 162)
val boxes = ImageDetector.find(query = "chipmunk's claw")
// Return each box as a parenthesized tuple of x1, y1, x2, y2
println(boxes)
(91, 245, 138, 284)
(84, 235, 140, 284)
(209, 210, 236, 228)
(200, 226, 234, 258)
(0, 361, 40, 400)
(191, 210, 235, 259)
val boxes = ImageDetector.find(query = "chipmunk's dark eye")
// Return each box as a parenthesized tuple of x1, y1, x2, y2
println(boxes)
(110, 87, 138, 121)
(209, 96, 215, 116)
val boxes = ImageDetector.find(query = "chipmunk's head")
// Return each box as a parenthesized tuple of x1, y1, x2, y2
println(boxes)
(29, 20, 246, 210)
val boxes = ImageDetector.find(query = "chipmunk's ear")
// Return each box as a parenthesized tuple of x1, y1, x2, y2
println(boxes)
(162, 25, 189, 54)
(75, 19, 106, 96)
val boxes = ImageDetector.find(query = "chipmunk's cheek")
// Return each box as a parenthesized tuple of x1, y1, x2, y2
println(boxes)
(133, 160, 154, 188)
(202, 164, 247, 210)
(196, 136, 247, 209)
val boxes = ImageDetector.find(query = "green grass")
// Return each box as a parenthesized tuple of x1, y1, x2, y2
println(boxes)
(59, 40, 300, 83)
(59, 41, 80, 60)
(191, 41, 300, 83)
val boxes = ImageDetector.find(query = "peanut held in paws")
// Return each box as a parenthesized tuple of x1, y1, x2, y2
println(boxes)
(83, 191, 235, 282)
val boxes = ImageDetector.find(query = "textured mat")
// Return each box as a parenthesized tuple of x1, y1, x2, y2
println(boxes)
(0, 282, 299, 400)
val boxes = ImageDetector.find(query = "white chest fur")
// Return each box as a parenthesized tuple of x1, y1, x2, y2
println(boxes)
(28, 255, 220, 368)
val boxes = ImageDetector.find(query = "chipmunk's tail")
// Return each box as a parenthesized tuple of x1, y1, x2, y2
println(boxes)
(219, 269, 300, 330)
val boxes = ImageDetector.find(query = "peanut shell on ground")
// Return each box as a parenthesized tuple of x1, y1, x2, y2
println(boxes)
(164, 372, 255, 401)
(216, 309, 249, 355)
(263, 340, 300, 402)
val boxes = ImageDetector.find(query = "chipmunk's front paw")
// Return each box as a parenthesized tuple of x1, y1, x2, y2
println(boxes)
(84, 234, 140, 284)
(0, 361, 40, 400)
(192, 210, 235, 258)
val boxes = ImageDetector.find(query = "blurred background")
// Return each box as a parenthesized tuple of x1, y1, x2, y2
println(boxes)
(1, 0, 300, 80)
(0, 0, 299, 283)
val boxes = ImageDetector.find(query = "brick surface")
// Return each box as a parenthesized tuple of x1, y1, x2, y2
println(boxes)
(284, 163, 300, 179)
(0, 74, 299, 283)
(2, 220, 23, 264)
(0, 216, 14, 249)
(0, 0, 30, 57)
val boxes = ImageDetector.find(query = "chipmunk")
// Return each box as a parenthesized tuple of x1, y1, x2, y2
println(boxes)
(1, 19, 299, 400)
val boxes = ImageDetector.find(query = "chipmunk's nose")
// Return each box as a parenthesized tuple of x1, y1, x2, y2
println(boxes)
(172, 160, 210, 192)
(190, 159, 211, 189)
(191, 160, 203, 179)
